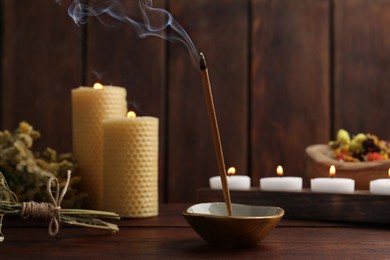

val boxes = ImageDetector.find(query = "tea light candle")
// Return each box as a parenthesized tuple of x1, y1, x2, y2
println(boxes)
(259, 165, 303, 191)
(209, 167, 251, 190)
(72, 83, 127, 209)
(370, 169, 390, 195)
(103, 111, 159, 217)
(311, 165, 355, 193)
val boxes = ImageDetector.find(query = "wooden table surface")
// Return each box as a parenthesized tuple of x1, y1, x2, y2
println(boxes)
(1, 203, 390, 259)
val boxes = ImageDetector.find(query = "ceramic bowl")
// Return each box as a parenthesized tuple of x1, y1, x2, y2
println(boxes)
(182, 202, 284, 247)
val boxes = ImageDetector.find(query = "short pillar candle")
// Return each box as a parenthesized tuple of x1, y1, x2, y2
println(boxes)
(103, 111, 159, 217)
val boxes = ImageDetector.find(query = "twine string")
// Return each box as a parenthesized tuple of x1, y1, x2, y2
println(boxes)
(21, 170, 71, 236)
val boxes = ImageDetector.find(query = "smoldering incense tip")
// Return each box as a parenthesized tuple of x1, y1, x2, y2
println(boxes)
(199, 52, 207, 70)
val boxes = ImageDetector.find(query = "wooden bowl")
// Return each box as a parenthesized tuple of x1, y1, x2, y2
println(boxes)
(182, 202, 284, 247)
(305, 144, 390, 190)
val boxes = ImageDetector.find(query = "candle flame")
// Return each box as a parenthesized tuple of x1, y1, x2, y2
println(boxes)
(276, 165, 283, 177)
(93, 82, 104, 89)
(227, 167, 236, 176)
(329, 165, 336, 177)
(127, 111, 137, 118)
(388, 168, 390, 178)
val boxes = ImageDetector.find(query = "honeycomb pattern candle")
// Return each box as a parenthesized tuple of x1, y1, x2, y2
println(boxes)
(103, 111, 159, 217)
(72, 83, 127, 209)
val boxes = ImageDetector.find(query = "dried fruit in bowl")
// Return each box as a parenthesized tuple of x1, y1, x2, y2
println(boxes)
(329, 129, 390, 162)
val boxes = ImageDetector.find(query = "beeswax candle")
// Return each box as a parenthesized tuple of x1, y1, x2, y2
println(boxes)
(72, 84, 127, 209)
(103, 112, 159, 217)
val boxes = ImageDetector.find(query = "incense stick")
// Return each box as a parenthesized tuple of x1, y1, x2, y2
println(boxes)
(199, 52, 232, 216)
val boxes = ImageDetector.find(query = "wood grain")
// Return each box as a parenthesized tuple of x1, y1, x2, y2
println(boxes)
(251, 0, 330, 184)
(1, 0, 82, 153)
(85, 0, 167, 201)
(2, 0, 390, 205)
(1, 204, 390, 258)
(198, 188, 390, 223)
(168, 0, 248, 202)
(334, 0, 390, 140)
(2, 226, 390, 258)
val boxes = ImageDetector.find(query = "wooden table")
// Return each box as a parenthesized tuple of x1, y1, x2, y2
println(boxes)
(1, 204, 390, 259)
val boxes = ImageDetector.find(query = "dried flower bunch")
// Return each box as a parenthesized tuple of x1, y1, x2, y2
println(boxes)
(329, 129, 390, 162)
(0, 123, 119, 241)
(0, 122, 86, 208)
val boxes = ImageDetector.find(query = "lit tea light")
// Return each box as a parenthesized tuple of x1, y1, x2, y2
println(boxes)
(370, 169, 390, 195)
(93, 82, 104, 89)
(259, 165, 303, 191)
(311, 165, 355, 193)
(209, 167, 251, 190)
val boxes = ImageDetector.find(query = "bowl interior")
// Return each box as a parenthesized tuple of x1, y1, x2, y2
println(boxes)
(186, 202, 284, 218)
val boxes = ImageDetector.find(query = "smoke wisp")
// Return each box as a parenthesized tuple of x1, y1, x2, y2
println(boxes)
(66, 0, 199, 64)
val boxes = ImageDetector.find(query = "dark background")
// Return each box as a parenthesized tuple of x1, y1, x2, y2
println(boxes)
(1, 0, 389, 202)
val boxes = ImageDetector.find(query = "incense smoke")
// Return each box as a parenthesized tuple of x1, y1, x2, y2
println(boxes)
(64, 0, 199, 65)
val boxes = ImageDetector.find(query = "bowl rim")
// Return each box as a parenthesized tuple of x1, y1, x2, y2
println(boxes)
(182, 202, 285, 220)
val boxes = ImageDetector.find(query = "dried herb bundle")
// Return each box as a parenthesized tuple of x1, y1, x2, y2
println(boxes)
(0, 171, 119, 242)
(0, 122, 86, 208)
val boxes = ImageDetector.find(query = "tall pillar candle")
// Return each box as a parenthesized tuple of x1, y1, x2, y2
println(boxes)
(103, 112, 159, 217)
(72, 84, 127, 209)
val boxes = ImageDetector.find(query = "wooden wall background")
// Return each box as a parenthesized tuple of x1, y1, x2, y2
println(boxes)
(1, 0, 389, 203)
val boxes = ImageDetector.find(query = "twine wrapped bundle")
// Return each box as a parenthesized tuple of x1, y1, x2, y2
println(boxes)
(0, 170, 119, 242)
